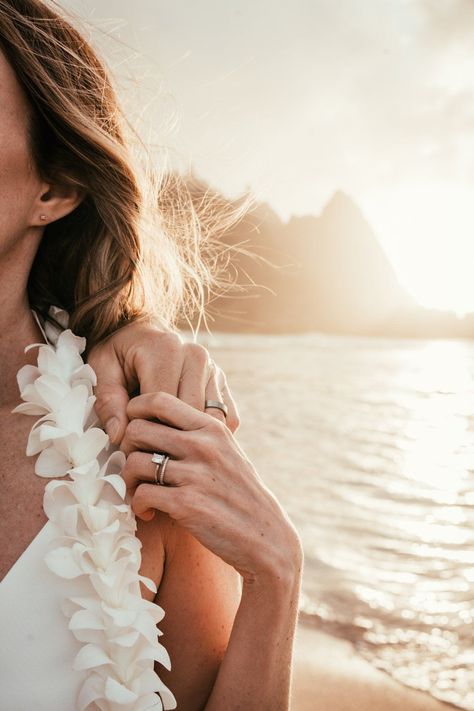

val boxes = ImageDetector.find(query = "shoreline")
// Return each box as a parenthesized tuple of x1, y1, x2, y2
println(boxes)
(291, 622, 458, 711)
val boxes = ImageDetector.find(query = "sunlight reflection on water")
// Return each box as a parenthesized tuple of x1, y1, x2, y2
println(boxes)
(193, 330, 474, 709)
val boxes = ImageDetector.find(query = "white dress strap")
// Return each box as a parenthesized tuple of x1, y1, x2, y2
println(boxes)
(30, 308, 51, 345)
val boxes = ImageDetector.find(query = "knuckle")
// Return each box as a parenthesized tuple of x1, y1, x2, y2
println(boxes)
(157, 331, 183, 352)
(179, 487, 201, 514)
(206, 416, 226, 436)
(93, 388, 116, 412)
(124, 451, 142, 473)
(207, 409, 226, 426)
(150, 390, 172, 409)
(183, 341, 210, 366)
(87, 343, 108, 368)
(133, 330, 182, 363)
(132, 483, 149, 508)
(227, 413, 241, 432)
(190, 433, 213, 458)
(125, 418, 145, 442)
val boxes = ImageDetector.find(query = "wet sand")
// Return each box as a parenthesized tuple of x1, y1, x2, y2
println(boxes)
(291, 623, 455, 711)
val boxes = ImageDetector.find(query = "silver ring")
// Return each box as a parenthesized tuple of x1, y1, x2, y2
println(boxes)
(204, 399, 228, 417)
(151, 452, 170, 486)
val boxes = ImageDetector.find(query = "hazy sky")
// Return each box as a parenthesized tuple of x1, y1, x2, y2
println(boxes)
(62, 0, 474, 315)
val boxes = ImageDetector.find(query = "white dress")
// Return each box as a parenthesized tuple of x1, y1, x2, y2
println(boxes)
(1, 520, 85, 709)
(0, 308, 177, 711)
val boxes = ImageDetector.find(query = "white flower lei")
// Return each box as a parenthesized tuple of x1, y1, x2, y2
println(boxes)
(13, 307, 177, 711)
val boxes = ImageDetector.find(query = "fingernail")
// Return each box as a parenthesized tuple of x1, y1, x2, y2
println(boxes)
(105, 416, 120, 443)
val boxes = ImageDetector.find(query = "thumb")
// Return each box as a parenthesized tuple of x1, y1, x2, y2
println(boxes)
(88, 338, 135, 445)
(93, 381, 130, 445)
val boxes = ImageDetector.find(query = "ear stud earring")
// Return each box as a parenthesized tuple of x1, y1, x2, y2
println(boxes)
(40, 215, 48, 222)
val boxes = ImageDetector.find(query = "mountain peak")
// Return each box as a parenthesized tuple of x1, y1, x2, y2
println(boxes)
(320, 190, 362, 220)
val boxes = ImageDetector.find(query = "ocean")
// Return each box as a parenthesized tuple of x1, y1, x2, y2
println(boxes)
(194, 329, 474, 710)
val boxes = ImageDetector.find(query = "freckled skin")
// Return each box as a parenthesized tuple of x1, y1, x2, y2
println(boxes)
(0, 50, 51, 583)
(0, 53, 43, 261)
(0, 402, 165, 593)
(0, 49, 163, 593)
(0, 406, 48, 582)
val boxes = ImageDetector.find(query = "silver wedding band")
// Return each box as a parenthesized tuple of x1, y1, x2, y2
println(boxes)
(204, 399, 228, 418)
(151, 452, 170, 486)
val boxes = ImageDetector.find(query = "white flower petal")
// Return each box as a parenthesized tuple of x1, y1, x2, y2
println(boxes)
(137, 574, 158, 595)
(37, 346, 59, 375)
(154, 679, 177, 710)
(135, 667, 172, 696)
(81, 504, 111, 533)
(77, 673, 103, 711)
(16, 364, 41, 394)
(17, 306, 177, 711)
(55, 385, 89, 434)
(134, 693, 166, 710)
(43, 480, 76, 520)
(35, 446, 71, 477)
(109, 629, 140, 647)
(69, 609, 105, 632)
(73, 643, 113, 671)
(100, 450, 127, 476)
(27, 427, 50, 457)
(24, 341, 46, 353)
(11, 401, 47, 416)
(44, 546, 84, 578)
(48, 305, 70, 329)
(38, 424, 71, 442)
(103, 474, 127, 500)
(35, 374, 71, 410)
(57, 328, 86, 354)
(105, 676, 138, 704)
(136, 640, 172, 671)
(70, 427, 109, 466)
(102, 603, 138, 627)
(71, 363, 97, 388)
(58, 504, 80, 537)
(20, 383, 48, 410)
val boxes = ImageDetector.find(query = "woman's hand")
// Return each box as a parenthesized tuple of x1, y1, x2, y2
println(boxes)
(120, 391, 303, 586)
(87, 321, 240, 443)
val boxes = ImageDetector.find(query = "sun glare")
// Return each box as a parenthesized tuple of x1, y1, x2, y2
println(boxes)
(396, 340, 474, 492)
(362, 183, 474, 317)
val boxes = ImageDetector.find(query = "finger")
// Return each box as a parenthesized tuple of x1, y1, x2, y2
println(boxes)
(217, 367, 241, 433)
(133, 332, 184, 396)
(120, 417, 189, 457)
(204, 362, 227, 425)
(177, 341, 213, 409)
(132, 482, 182, 521)
(127, 391, 212, 432)
(91, 356, 131, 445)
(122, 450, 186, 492)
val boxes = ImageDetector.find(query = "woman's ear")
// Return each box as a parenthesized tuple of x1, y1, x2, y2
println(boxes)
(30, 182, 86, 227)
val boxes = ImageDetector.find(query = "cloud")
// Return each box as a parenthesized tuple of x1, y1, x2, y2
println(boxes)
(61, 0, 474, 217)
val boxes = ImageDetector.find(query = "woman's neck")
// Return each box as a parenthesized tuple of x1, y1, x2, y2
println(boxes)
(0, 237, 45, 408)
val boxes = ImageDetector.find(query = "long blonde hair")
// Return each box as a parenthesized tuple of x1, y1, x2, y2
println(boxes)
(0, 0, 252, 349)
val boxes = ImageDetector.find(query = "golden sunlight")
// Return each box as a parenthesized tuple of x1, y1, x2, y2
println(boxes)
(397, 340, 473, 492)
(363, 183, 474, 317)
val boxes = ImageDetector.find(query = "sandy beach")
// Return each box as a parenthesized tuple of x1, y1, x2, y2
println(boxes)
(291, 623, 455, 711)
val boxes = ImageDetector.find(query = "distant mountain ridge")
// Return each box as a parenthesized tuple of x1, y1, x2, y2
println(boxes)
(178, 175, 474, 339)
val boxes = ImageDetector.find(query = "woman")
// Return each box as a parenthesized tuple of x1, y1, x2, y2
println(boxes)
(0, 2, 303, 710)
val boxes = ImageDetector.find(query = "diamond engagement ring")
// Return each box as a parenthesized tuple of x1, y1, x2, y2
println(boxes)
(151, 452, 170, 486)
(204, 399, 228, 418)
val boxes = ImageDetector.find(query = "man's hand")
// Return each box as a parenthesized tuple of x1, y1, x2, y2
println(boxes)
(88, 321, 240, 445)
